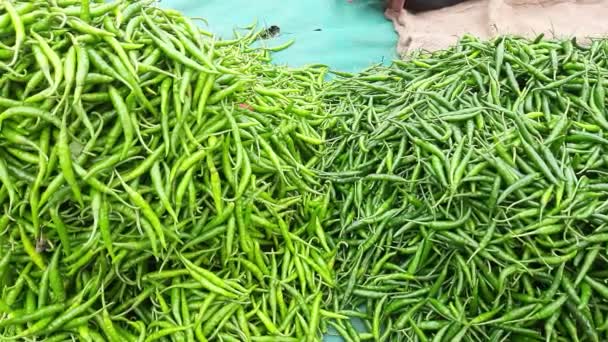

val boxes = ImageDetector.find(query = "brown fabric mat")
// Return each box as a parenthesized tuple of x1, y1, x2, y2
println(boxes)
(388, 0, 608, 54)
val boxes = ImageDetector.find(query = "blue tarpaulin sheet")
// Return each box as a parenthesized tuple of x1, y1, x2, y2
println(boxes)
(162, 0, 397, 72)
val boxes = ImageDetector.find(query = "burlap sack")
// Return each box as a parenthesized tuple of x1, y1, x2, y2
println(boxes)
(389, 0, 608, 54)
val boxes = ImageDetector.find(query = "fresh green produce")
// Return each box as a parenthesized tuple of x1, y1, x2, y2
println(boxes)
(2, 0, 608, 341)
(0, 0, 335, 340)
(320, 36, 608, 341)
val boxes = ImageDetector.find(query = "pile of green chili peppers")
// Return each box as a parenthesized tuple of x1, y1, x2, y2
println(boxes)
(319, 36, 608, 341)
(2, 0, 608, 341)
(0, 1, 334, 341)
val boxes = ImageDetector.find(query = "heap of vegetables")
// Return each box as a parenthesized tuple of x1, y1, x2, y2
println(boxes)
(2, 0, 608, 341)
(0, 1, 334, 341)
(320, 35, 608, 341)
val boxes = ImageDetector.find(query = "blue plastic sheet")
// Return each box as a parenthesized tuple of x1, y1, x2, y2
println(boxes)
(160, 1, 398, 340)
(162, 0, 397, 72)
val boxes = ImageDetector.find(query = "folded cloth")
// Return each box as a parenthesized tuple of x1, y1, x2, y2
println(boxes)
(388, 0, 608, 54)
